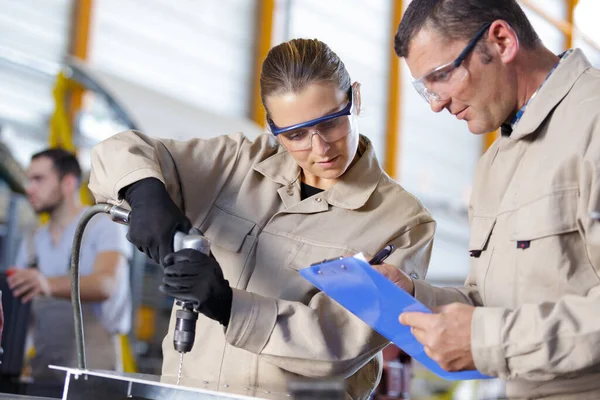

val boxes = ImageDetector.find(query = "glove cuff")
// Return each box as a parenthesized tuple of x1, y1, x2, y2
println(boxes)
(213, 284, 233, 327)
(121, 177, 168, 205)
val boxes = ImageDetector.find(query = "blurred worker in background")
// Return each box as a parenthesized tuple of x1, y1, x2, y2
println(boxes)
(88, 38, 435, 399)
(8, 149, 131, 381)
(374, 0, 600, 399)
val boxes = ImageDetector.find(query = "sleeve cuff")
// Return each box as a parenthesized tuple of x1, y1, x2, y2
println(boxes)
(471, 306, 510, 378)
(112, 167, 164, 201)
(413, 279, 438, 309)
(225, 288, 278, 354)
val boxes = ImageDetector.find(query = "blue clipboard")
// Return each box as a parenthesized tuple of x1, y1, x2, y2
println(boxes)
(299, 254, 491, 381)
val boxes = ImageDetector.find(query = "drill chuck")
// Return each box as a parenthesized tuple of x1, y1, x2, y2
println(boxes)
(173, 304, 199, 353)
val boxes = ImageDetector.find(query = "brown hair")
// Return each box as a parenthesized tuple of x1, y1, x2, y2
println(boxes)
(260, 38, 351, 115)
(32, 148, 82, 184)
(395, 0, 540, 59)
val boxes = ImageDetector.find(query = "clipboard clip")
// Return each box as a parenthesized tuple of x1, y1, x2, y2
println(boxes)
(310, 244, 395, 268)
(311, 256, 344, 267)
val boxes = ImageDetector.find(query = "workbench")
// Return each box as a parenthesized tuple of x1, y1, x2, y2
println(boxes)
(48, 366, 345, 400)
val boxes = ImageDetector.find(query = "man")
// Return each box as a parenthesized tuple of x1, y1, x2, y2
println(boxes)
(7, 148, 131, 381)
(375, 1, 600, 399)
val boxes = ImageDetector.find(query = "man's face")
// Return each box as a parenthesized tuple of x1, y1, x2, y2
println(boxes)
(25, 157, 64, 214)
(406, 27, 517, 134)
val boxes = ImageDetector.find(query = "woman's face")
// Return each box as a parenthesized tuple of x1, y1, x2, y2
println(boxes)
(265, 82, 360, 189)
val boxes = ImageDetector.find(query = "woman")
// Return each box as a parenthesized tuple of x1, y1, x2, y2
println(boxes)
(89, 38, 435, 399)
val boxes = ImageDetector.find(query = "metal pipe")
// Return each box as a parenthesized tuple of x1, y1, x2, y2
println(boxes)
(70, 204, 130, 370)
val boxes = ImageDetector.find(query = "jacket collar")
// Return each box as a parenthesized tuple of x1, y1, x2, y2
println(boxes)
(511, 49, 592, 141)
(254, 135, 383, 210)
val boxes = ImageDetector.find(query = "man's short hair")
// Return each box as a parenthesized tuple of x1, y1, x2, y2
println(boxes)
(395, 0, 540, 58)
(31, 148, 82, 184)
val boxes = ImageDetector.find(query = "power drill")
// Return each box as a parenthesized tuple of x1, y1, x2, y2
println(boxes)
(171, 228, 211, 383)
(108, 205, 211, 382)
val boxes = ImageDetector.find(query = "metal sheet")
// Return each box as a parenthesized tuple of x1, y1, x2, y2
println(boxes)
(0, 394, 56, 400)
(49, 366, 290, 400)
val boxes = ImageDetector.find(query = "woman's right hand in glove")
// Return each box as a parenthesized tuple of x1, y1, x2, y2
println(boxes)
(122, 177, 192, 266)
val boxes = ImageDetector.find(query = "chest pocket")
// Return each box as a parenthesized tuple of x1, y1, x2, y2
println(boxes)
(286, 242, 355, 271)
(280, 242, 355, 303)
(201, 206, 256, 254)
(511, 190, 578, 242)
(510, 190, 599, 298)
(201, 206, 257, 289)
(468, 216, 496, 304)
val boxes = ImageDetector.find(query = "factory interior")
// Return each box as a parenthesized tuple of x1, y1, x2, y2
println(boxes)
(1, 1, 600, 399)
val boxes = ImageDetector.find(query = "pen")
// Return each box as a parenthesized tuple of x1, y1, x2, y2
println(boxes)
(368, 244, 395, 265)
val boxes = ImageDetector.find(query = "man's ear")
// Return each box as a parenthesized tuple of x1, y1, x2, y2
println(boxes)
(61, 174, 79, 195)
(488, 20, 520, 64)
(352, 82, 362, 116)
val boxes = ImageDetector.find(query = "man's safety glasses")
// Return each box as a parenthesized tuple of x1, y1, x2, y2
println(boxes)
(268, 88, 353, 152)
(412, 22, 492, 103)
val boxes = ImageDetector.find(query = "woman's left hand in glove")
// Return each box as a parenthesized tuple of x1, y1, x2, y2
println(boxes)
(160, 249, 233, 327)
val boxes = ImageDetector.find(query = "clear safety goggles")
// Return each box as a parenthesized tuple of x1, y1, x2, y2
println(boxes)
(268, 88, 353, 152)
(412, 23, 491, 103)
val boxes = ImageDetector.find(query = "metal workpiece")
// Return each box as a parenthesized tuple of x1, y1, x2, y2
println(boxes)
(50, 366, 292, 400)
(0, 394, 56, 400)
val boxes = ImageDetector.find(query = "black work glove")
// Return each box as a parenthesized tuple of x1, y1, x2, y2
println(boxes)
(160, 249, 233, 327)
(122, 177, 192, 266)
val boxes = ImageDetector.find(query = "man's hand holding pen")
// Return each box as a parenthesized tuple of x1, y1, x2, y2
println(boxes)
(371, 263, 415, 295)
(369, 244, 416, 297)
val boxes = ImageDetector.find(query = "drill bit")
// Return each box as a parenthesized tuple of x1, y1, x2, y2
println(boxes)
(177, 353, 184, 385)
(173, 306, 197, 385)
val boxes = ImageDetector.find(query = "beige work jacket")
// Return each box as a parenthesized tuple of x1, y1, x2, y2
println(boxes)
(89, 132, 435, 399)
(413, 49, 600, 399)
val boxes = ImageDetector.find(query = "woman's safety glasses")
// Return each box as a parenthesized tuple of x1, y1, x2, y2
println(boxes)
(268, 88, 353, 152)
(412, 23, 492, 103)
